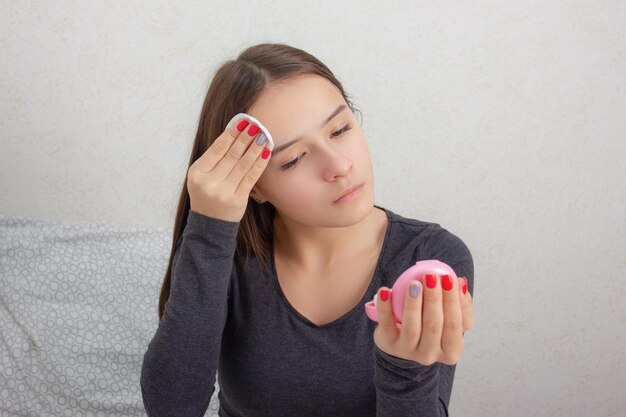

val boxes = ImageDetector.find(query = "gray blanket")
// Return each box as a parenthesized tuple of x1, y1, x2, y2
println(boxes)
(0, 214, 220, 416)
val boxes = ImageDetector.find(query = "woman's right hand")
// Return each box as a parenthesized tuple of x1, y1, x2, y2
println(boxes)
(187, 119, 272, 222)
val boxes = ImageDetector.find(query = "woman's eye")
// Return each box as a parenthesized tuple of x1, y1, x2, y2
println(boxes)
(280, 124, 352, 171)
(281, 155, 302, 171)
(332, 124, 352, 137)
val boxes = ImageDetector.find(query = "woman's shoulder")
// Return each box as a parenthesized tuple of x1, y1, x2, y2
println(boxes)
(379, 205, 463, 246)
(380, 205, 441, 231)
(378, 205, 474, 289)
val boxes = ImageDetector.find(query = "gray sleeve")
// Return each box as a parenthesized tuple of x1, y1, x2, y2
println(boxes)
(374, 346, 452, 416)
(374, 227, 474, 417)
(140, 210, 240, 417)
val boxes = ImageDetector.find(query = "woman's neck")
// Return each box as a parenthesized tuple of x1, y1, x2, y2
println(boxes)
(272, 206, 387, 273)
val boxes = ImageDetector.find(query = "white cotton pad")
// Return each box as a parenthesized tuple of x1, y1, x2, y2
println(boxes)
(226, 113, 275, 151)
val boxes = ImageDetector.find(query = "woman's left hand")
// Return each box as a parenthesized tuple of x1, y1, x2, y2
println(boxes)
(373, 274, 474, 366)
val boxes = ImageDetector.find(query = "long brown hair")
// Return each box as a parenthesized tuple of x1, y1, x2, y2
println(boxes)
(158, 43, 361, 320)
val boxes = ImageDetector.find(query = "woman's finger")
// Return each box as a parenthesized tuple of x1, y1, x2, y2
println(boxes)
(228, 128, 271, 196)
(234, 144, 272, 199)
(191, 118, 248, 174)
(398, 280, 423, 351)
(211, 121, 262, 181)
(440, 274, 464, 364)
(375, 287, 399, 342)
(415, 273, 443, 365)
(460, 278, 475, 332)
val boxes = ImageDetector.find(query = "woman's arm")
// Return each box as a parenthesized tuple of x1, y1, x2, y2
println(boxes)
(140, 210, 240, 417)
(374, 228, 474, 416)
(374, 346, 454, 416)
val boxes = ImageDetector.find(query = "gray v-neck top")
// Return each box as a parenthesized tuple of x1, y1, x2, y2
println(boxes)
(141, 205, 474, 416)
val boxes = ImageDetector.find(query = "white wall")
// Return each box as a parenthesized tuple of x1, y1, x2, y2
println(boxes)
(2, 1, 625, 416)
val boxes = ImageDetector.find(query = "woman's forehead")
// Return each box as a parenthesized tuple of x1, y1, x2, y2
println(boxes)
(248, 75, 345, 144)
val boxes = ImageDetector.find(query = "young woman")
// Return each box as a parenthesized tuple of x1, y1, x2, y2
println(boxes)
(141, 43, 475, 417)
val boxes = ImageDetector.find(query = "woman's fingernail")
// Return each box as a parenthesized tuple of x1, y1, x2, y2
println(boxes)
(441, 274, 453, 291)
(380, 288, 389, 302)
(262, 148, 271, 160)
(425, 274, 437, 289)
(462, 277, 468, 294)
(256, 133, 267, 146)
(248, 124, 260, 136)
(236, 119, 249, 132)
(409, 282, 421, 298)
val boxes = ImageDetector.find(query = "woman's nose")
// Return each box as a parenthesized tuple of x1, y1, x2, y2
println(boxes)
(323, 151, 353, 181)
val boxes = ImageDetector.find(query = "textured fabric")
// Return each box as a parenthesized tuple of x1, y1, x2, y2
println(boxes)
(141, 205, 474, 417)
(0, 214, 221, 417)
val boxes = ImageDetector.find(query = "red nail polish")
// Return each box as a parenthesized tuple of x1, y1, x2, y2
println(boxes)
(441, 274, 453, 291)
(462, 278, 468, 294)
(262, 148, 271, 160)
(380, 288, 389, 302)
(426, 274, 437, 289)
(248, 124, 260, 136)
(236, 120, 249, 132)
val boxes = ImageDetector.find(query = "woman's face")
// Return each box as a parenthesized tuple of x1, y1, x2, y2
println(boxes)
(248, 73, 375, 227)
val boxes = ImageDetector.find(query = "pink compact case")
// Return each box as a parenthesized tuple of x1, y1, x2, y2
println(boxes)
(364, 260, 457, 324)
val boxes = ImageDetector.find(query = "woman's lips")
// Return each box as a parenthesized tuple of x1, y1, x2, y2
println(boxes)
(334, 183, 364, 203)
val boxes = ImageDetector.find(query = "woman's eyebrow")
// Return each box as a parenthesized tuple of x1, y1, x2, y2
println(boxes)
(272, 104, 347, 156)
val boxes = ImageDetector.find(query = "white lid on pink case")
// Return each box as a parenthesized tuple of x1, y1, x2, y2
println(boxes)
(226, 113, 275, 151)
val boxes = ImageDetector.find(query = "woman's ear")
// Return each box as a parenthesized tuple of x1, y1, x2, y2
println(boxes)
(250, 189, 267, 205)
(250, 186, 266, 202)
